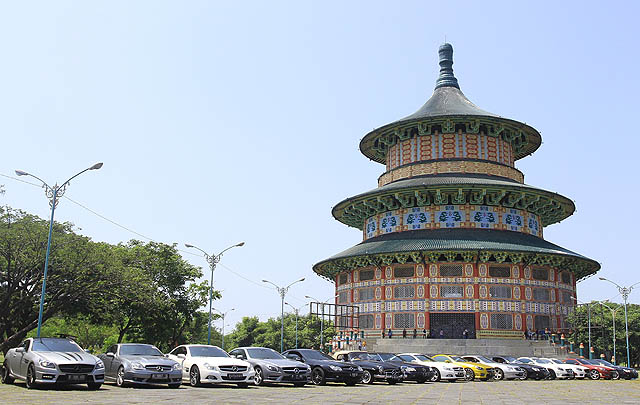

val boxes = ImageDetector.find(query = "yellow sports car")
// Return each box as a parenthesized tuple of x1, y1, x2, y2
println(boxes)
(432, 354, 494, 381)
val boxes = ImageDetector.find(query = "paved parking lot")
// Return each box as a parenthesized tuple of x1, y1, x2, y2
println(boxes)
(1, 379, 639, 404)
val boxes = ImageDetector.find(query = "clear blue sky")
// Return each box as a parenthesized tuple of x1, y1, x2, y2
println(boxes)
(1, 1, 639, 332)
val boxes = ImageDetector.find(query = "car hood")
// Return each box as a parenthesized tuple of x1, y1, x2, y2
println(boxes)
(255, 358, 307, 368)
(193, 357, 250, 367)
(119, 355, 177, 365)
(36, 351, 98, 364)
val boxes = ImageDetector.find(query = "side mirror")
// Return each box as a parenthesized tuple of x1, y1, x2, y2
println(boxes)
(15, 347, 24, 353)
(177, 354, 186, 359)
(106, 352, 115, 357)
(238, 355, 246, 360)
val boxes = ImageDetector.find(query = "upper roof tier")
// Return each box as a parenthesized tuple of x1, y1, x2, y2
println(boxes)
(359, 43, 542, 164)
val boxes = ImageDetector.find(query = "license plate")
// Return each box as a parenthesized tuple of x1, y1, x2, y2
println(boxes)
(151, 373, 168, 379)
(69, 375, 85, 381)
(227, 373, 244, 380)
(351, 373, 358, 377)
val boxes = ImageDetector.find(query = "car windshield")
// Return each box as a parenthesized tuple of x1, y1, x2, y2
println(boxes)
(584, 359, 602, 365)
(351, 352, 376, 361)
(32, 339, 83, 352)
(302, 350, 334, 361)
(501, 356, 518, 363)
(415, 354, 434, 362)
(190, 346, 229, 357)
(474, 356, 494, 363)
(595, 360, 613, 366)
(120, 344, 163, 356)
(451, 356, 466, 362)
(535, 359, 551, 364)
(247, 348, 284, 360)
(549, 359, 563, 364)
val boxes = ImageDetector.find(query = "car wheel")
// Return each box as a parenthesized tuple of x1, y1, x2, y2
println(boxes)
(548, 369, 556, 380)
(311, 367, 325, 385)
(169, 383, 181, 389)
(254, 367, 264, 386)
(361, 370, 373, 384)
(237, 382, 249, 388)
(519, 370, 528, 380)
(493, 368, 504, 381)
(464, 368, 475, 381)
(2, 363, 15, 384)
(611, 371, 620, 380)
(87, 382, 102, 390)
(25, 364, 37, 389)
(430, 368, 441, 382)
(588, 369, 600, 380)
(116, 366, 127, 387)
(190, 365, 201, 387)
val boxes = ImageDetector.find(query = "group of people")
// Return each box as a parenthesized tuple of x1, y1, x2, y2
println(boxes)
(381, 328, 471, 339)
(524, 328, 556, 340)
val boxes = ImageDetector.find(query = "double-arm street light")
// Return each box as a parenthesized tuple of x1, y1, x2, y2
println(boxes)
(262, 278, 305, 353)
(285, 302, 307, 349)
(185, 242, 245, 345)
(600, 301, 622, 364)
(213, 308, 234, 350)
(15, 163, 103, 338)
(571, 297, 593, 358)
(599, 277, 640, 366)
(305, 294, 338, 352)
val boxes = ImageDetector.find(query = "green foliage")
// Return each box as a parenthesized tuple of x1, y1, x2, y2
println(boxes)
(224, 313, 335, 353)
(567, 302, 640, 367)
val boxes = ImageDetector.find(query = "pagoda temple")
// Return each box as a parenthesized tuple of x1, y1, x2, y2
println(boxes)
(313, 43, 599, 339)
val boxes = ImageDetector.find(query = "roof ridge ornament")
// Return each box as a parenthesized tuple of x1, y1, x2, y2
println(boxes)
(435, 43, 460, 90)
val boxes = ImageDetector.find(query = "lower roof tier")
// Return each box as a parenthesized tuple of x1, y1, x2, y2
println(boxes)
(333, 173, 575, 229)
(312, 228, 599, 282)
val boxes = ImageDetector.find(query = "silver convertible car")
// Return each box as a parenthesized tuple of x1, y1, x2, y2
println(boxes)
(98, 343, 182, 388)
(229, 347, 310, 386)
(1, 337, 105, 389)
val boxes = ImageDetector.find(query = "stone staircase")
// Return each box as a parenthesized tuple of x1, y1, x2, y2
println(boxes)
(366, 338, 567, 358)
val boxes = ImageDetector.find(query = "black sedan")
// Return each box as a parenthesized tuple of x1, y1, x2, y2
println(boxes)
(282, 349, 362, 386)
(370, 352, 434, 383)
(590, 359, 638, 380)
(333, 351, 403, 384)
(491, 356, 549, 380)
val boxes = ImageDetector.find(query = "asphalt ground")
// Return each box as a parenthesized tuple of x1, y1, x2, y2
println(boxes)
(1, 378, 639, 404)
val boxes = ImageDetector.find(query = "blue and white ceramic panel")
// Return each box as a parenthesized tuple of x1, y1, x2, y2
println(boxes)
(404, 207, 430, 230)
(380, 212, 399, 233)
(436, 205, 464, 228)
(472, 206, 498, 229)
(502, 209, 523, 231)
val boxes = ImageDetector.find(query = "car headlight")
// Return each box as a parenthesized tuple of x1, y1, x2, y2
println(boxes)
(329, 365, 341, 372)
(444, 366, 454, 371)
(377, 366, 384, 373)
(405, 367, 415, 372)
(532, 367, 540, 371)
(357, 366, 363, 372)
(203, 363, 217, 371)
(306, 366, 312, 372)
(131, 362, 145, 370)
(172, 363, 181, 370)
(38, 359, 56, 369)
(95, 359, 105, 369)
(267, 365, 281, 372)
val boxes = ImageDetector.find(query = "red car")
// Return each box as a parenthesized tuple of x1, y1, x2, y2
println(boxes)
(564, 358, 619, 380)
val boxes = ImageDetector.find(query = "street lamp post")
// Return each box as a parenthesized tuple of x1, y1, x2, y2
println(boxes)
(285, 302, 306, 349)
(600, 301, 622, 365)
(15, 163, 103, 338)
(185, 242, 245, 345)
(262, 278, 305, 353)
(213, 308, 234, 350)
(572, 297, 592, 358)
(305, 294, 338, 352)
(599, 277, 640, 367)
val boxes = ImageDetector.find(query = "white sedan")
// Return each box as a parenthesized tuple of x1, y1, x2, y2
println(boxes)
(396, 353, 465, 382)
(517, 357, 574, 379)
(545, 358, 587, 379)
(167, 345, 254, 387)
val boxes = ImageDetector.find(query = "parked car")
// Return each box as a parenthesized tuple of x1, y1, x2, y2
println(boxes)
(590, 359, 638, 380)
(396, 353, 465, 382)
(564, 358, 618, 380)
(491, 356, 550, 380)
(282, 349, 362, 386)
(333, 351, 403, 384)
(167, 344, 254, 387)
(517, 357, 574, 379)
(2, 337, 104, 389)
(370, 352, 434, 383)
(99, 343, 181, 388)
(229, 347, 310, 386)
(543, 358, 586, 379)
(432, 354, 494, 381)
(460, 355, 525, 380)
